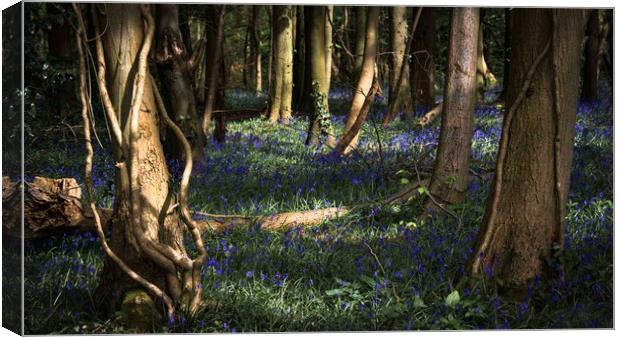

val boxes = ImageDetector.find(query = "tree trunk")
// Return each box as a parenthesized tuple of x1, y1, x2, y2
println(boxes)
(242, 7, 250, 89)
(582, 9, 601, 101)
(92, 4, 188, 317)
(353, 6, 366, 77)
(426, 8, 479, 205)
(500, 8, 512, 100)
(605, 10, 612, 89)
(476, 17, 497, 100)
(383, 6, 412, 125)
(268, 5, 293, 124)
(339, 7, 380, 154)
(202, 5, 225, 138)
(325, 5, 334, 96)
(268, 6, 285, 123)
(292, 6, 306, 112)
(267, 7, 273, 95)
(280, 6, 294, 123)
(249, 6, 263, 93)
(155, 4, 206, 161)
(305, 6, 335, 147)
(469, 9, 585, 289)
(411, 7, 436, 110)
(188, 15, 207, 105)
(339, 7, 352, 79)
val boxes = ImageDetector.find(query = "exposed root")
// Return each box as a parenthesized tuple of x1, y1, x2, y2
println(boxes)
(74, 4, 175, 321)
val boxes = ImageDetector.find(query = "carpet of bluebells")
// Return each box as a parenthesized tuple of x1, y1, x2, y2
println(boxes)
(22, 84, 612, 333)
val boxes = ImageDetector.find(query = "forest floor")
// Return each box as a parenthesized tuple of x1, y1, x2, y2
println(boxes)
(21, 84, 613, 333)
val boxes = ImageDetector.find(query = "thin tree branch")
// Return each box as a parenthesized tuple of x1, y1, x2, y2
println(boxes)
(151, 76, 207, 312)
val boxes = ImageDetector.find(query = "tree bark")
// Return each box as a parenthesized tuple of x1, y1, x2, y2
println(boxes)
(268, 6, 284, 123)
(339, 7, 380, 154)
(91, 4, 189, 316)
(582, 9, 601, 101)
(500, 8, 512, 100)
(411, 7, 436, 110)
(202, 5, 225, 138)
(305, 6, 335, 147)
(267, 7, 273, 95)
(249, 6, 263, 93)
(155, 4, 206, 161)
(280, 6, 294, 123)
(383, 6, 412, 125)
(325, 5, 334, 96)
(292, 6, 306, 112)
(426, 8, 479, 205)
(469, 9, 585, 289)
(353, 6, 366, 77)
(476, 16, 497, 100)
(268, 5, 293, 124)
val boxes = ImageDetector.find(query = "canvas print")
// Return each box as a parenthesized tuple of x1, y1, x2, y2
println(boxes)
(2, 2, 614, 334)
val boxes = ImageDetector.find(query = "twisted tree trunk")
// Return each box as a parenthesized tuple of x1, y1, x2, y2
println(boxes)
(81, 4, 206, 324)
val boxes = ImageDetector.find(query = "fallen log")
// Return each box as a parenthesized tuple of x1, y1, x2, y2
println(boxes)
(2, 176, 113, 240)
(4, 176, 432, 239)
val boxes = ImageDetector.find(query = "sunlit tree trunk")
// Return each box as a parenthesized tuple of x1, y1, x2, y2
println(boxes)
(411, 7, 436, 111)
(427, 8, 479, 205)
(268, 6, 284, 123)
(91, 4, 199, 318)
(325, 5, 334, 95)
(339, 6, 379, 154)
(249, 6, 263, 92)
(469, 9, 585, 289)
(155, 4, 205, 161)
(268, 5, 293, 124)
(305, 6, 335, 147)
